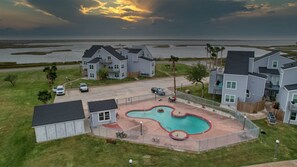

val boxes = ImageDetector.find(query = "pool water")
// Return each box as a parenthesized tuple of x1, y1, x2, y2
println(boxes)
(127, 106, 210, 135)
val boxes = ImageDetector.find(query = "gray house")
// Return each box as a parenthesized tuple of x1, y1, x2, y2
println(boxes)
(88, 99, 118, 127)
(32, 100, 86, 143)
(82, 45, 155, 80)
(278, 62, 297, 125)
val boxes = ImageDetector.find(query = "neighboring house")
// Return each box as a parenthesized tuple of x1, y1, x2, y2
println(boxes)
(82, 45, 155, 80)
(32, 100, 86, 143)
(88, 99, 118, 127)
(277, 62, 297, 125)
(209, 50, 297, 125)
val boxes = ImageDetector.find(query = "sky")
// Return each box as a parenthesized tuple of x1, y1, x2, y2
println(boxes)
(0, 0, 297, 39)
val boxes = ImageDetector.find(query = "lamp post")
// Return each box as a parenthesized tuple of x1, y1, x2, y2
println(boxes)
(140, 121, 143, 136)
(129, 159, 133, 167)
(243, 115, 247, 130)
(274, 140, 280, 159)
(155, 92, 157, 101)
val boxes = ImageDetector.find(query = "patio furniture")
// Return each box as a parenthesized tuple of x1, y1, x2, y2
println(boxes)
(168, 96, 176, 103)
(152, 137, 160, 143)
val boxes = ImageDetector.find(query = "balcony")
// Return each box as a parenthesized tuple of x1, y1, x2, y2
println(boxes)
(265, 81, 279, 91)
(100, 59, 112, 64)
(289, 101, 297, 112)
(214, 83, 223, 90)
(108, 68, 120, 73)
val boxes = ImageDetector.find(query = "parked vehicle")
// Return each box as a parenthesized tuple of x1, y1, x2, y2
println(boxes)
(79, 83, 89, 92)
(56, 85, 65, 96)
(151, 87, 166, 96)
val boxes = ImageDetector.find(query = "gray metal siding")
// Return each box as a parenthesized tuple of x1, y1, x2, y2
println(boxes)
(267, 54, 294, 70)
(221, 74, 248, 106)
(90, 109, 117, 127)
(283, 90, 297, 124)
(34, 119, 85, 143)
(246, 75, 266, 102)
(253, 57, 268, 73)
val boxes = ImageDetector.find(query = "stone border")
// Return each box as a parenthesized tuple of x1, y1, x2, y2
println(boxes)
(169, 130, 189, 141)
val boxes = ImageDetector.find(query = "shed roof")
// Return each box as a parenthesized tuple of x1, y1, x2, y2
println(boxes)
(248, 72, 267, 79)
(139, 56, 154, 62)
(124, 48, 142, 53)
(224, 51, 254, 75)
(32, 100, 85, 127)
(259, 67, 280, 75)
(88, 57, 101, 64)
(88, 99, 118, 113)
(284, 84, 297, 91)
(282, 61, 297, 70)
(254, 50, 279, 61)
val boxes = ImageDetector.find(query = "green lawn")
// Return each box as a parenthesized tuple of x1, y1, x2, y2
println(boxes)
(156, 63, 191, 76)
(2, 68, 297, 167)
(178, 84, 221, 102)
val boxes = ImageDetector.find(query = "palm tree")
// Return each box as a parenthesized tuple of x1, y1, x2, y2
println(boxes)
(220, 46, 225, 66)
(206, 43, 212, 69)
(169, 55, 179, 97)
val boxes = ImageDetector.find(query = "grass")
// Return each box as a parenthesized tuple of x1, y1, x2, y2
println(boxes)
(11, 49, 72, 55)
(156, 63, 191, 76)
(177, 84, 221, 102)
(2, 68, 297, 166)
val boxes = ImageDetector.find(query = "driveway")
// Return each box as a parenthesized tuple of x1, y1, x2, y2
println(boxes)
(54, 76, 197, 105)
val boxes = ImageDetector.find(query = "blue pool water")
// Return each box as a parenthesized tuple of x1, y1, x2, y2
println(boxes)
(127, 106, 210, 134)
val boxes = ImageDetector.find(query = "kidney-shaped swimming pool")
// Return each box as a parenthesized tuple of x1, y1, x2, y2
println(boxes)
(126, 106, 211, 135)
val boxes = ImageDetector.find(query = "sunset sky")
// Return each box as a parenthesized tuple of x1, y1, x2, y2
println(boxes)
(0, 0, 297, 39)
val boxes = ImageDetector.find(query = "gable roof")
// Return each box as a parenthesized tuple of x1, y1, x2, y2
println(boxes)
(282, 61, 297, 70)
(88, 99, 118, 113)
(88, 57, 101, 64)
(284, 84, 297, 91)
(103, 46, 126, 60)
(224, 51, 254, 75)
(259, 67, 280, 75)
(83, 45, 103, 58)
(248, 72, 268, 79)
(254, 50, 279, 61)
(139, 56, 154, 62)
(32, 100, 85, 127)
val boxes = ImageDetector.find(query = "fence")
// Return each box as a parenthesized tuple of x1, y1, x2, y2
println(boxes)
(92, 91, 259, 152)
(237, 100, 265, 113)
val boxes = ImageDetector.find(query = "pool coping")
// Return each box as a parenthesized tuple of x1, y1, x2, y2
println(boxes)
(125, 105, 212, 136)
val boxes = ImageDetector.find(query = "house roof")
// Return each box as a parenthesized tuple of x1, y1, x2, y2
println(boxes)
(284, 84, 297, 91)
(282, 61, 297, 70)
(124, 48, 142, 53)
(254, 50, 279, 61)
(259, 67, 280, 75)
(248, 72, 268, 79)
(32, 100, 85, 127)
(224, 51, 254, 75)
(139, 56, 154, 62)
(82, 45, 103, 58)
(103, 46, 126, 60)
(88, 99, 118, 113)
(88, 57, 101, 64)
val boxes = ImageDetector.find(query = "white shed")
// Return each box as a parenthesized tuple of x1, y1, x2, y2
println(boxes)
(32, 100, 86, 143)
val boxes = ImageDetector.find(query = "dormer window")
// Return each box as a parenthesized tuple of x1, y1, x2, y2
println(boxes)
(272, 61, 278, 68)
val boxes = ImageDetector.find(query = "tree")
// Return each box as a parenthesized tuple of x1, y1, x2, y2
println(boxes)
(206, 44, 221, 68)
(98, 67, 109, 80)
(3, 74, 18, 86)
(38, 90, 52, 104)
(219, 46, 225, 66)
(185, 64, 209, 98)
(43, 64, 57, 85)
(169, 55, 179, 97)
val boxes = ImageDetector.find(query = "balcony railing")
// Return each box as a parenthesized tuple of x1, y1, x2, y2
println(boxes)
(100, 59, 112, 64)
(108, 68, 120, 73)
(265, 81, 279, 91)
(214, 83, 223, 90)
(289, 101, 297, 112)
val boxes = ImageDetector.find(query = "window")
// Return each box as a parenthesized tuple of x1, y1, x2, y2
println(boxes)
(98, 112, 110, 121)
(152, 62, 154, 66)
(108, 56, 111, 60)
(89, 65, 94, 69)
(272, 61, 278, 68)
(226, 81, 236, 89)
(293, 94, 297, 103)
(115, 73, 119, 77)
(122, 73, 124, 77)
(114, 65, 119, 69)
(225, 94, 235, 103)
(121, 64, 124, 68)
(290, 113, 296, 120)
(90, 73, 94, 78)
(84, 61, 87, 65)
(246, 90, 250, 98)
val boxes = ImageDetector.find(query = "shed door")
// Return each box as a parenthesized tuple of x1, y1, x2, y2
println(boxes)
(35, 126, 47, 142)
(46, 124, 57, 140)
(56, 123, 66, 138)
(65, 121, 75, 136)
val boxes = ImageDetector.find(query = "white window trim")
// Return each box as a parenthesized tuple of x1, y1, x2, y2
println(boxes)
(226, 81, 237, 90)
(292, 93, 297, 102)
(90, 73, 95, 78)
(98, 111, 111, 122)
(272, 60, 278, 69)
(224, 94, 236, 103)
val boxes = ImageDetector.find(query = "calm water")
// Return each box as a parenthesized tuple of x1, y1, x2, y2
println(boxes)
(0, 39, 295, 64)
(127, 106, 210, 134)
